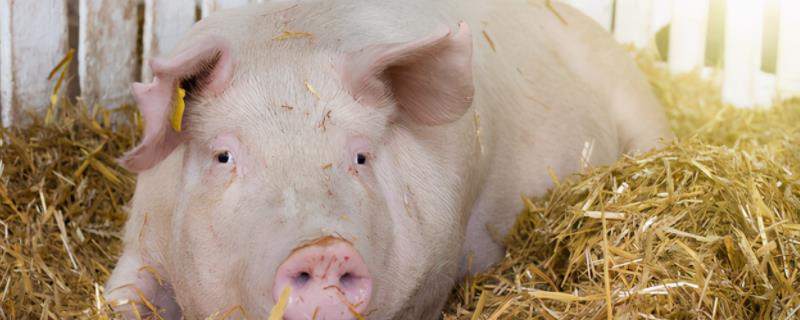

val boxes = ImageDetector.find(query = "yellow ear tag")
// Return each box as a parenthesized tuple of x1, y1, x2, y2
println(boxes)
(171, 87, 187, 132)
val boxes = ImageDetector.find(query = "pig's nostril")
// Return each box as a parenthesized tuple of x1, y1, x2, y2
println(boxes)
(339, 272, 355, 288)
(293, 271, 311, 287)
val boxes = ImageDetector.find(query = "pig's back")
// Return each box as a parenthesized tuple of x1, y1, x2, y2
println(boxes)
(447, 0, 624, 172)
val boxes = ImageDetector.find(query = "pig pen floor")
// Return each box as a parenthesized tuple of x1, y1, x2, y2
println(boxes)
(1, 54, 799, 319)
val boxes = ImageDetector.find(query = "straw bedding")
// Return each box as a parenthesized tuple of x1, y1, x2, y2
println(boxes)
(1, 54, 798, 319)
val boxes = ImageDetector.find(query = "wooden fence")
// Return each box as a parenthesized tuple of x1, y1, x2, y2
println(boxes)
(1, 0, 798, 127)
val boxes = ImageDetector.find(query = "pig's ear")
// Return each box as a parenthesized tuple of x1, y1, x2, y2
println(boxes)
(342, 22, 474, 126)
(119, 37, 234, 172)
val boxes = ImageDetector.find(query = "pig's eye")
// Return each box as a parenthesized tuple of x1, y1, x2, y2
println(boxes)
(215, 151, 232, 164)
(356, 153, 367, 165)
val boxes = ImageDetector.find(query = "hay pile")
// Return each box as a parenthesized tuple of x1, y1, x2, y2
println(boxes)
(0, 103, 139, 318)
(1, 54, 798, 319)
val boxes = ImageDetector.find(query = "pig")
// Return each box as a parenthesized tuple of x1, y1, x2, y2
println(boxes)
(103, 0, 672, 319)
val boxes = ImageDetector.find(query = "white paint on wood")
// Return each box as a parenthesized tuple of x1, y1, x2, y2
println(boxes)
(756, 71, 777, 107)
(201, 0, 252, 18)
(613, 0, 654, 49)
(777, 0, 800, 99)
(668, 0, 710, 74)
(722, 0, 765, 108)
(651, 0, 671, 33)
(0, 0, 69, 127)
(142, 0, 197, 81)
(79, 0, 139, 108)
(0, 0, 8, 127)
(561, 0, 614, 30)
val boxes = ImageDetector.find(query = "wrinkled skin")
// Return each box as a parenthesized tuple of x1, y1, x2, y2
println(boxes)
(104, 0, 672, 319)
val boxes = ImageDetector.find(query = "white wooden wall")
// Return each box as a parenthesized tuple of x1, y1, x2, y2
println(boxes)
(614, 0, 656, 49)
(1, 1, 69, 127)
(1, 0, 800, 126)
(583, 0, 796, 108)
(78, 0, 139, 109)
(721, 0, 765, 108)
(668, 0, 710, 74)
(202, 0, 252, 17)
(141, 0, 196, 81)
(777, 0, 800, 99)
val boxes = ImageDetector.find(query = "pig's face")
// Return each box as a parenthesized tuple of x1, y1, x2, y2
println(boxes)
(171, 67, 393, 318)
(119, 23, 474, 319)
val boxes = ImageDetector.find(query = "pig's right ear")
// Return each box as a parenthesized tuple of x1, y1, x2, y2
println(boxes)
(341, 23, 474, 126)
(119, 37, 234, 172)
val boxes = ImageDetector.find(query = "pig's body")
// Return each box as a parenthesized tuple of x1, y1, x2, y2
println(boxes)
(105, 0, 671, 319)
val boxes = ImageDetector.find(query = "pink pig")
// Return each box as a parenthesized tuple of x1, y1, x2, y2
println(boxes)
(104, 0, 672, 319)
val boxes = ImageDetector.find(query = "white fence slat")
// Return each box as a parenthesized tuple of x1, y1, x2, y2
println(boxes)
(651, 0, 671, 34)
(561, 0, 614, 30)
(142, 0, 197, 81)
(0, 0, 7, 127)
(613, 0, 654, 49)
(668, 0, 710, 74)
(201, 0, 253, 18)
(722, 0, 765, 108)
(777, 0, 800, 99)
(78, 0, 139, 108)
(0, 0, 69, 127)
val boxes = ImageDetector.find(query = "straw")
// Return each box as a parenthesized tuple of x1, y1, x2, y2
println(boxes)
(0, 100, 139, 318)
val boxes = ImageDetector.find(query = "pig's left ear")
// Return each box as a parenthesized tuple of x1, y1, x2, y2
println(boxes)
(342, 22, 474, 126)
(119, 37, 234, 172)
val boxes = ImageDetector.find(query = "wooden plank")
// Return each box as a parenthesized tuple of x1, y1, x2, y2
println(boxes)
(0, 0, 6, 126)
(78, 0, 139, 108)
(777, 0, 800, 99)
(142, 0, 197, 81)
(613, 0, 654, 49)
(0, 0, 69, 127)
(201, 0, 252, 18)
(721, 0, 765, 108)
(651, 0, 672, 34)
(561, 0, 614, 30)
(668, 0, 710, 74)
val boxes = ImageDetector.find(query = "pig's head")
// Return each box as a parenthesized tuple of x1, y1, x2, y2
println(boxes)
(117, 22, 475, 319)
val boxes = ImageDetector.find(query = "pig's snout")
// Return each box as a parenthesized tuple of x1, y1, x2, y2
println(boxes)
(273, 237, 372, 319)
